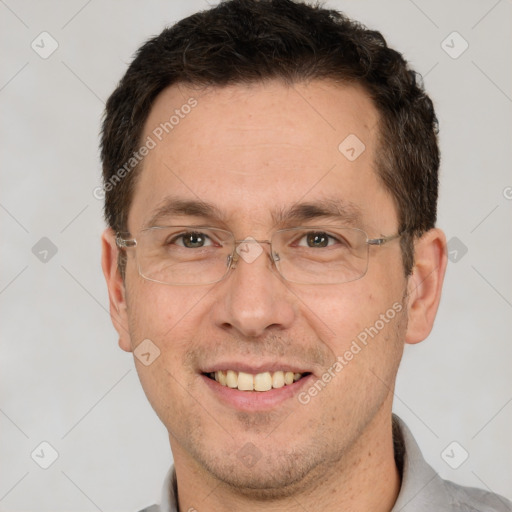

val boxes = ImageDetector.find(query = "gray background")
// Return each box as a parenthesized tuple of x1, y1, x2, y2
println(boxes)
(1, 0, 511, 510)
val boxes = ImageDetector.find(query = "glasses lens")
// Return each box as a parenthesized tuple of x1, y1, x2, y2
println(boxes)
(131, 226, 370, 285)
(272, 227, 369, 284)
(136, 226, 234, 285)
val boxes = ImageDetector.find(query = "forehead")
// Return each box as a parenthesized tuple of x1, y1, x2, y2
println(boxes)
(128, 80, 396, 234)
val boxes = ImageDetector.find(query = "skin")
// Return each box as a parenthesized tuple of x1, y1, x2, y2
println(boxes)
(102, 80, 447, 511)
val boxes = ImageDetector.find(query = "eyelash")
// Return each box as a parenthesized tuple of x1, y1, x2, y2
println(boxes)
(294, 232, 348, 247)
(168, 232, 216, 246)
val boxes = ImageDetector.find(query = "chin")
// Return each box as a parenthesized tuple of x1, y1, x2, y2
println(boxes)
(193, 443, 326, 499)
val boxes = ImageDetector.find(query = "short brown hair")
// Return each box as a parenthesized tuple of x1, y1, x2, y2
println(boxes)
(101, 0, 439, 276)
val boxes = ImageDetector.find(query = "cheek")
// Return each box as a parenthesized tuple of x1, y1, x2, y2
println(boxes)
(312, 287, 407, 397)
(299, 284, 379, 335)
(125, 280, 210, 425)
(126, 276, 204, 342)
(297, 279, 406, 364)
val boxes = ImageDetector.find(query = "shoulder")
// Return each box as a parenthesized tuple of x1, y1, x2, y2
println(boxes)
(442, 479, 512, 512)
(392, 415, 512, 512)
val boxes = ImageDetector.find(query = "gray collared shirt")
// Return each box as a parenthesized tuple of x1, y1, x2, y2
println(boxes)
(140, 415, 512, 512)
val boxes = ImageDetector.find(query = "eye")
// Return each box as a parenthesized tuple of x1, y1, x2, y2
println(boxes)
(172, 232, 214, 248)
(297, 231, 339, 248)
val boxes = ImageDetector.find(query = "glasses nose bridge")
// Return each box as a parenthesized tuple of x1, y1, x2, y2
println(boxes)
(229, 237, 275, 268)
(234, 238, 272, 246)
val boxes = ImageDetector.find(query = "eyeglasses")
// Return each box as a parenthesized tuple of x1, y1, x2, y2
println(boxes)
(115, 225, 400, 286)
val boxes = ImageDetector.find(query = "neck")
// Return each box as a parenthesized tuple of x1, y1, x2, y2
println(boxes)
(171, 411, 401, 512)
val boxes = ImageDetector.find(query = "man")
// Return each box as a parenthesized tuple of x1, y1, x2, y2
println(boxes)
(100, 1, 512, 510)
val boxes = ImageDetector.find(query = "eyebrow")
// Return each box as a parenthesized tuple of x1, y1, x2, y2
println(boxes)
(143, 195, 363, 230)
(143, 197, 226, 229)
(271, 199, 362, 227)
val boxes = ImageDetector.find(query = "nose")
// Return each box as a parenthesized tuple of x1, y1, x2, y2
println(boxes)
(211, 240, 296, 338)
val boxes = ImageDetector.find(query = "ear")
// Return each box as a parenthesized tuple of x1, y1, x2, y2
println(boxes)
(405, 228, 447, 345)
(101, 228, 133, 352)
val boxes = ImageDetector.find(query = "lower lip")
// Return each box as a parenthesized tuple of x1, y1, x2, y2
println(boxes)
(201, 373, 314, 411)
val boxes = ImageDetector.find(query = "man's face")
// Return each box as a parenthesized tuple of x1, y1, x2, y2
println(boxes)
(111, 80, 411, 493)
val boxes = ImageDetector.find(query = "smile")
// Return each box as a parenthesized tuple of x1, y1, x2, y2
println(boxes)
(205, 370, 311, 392)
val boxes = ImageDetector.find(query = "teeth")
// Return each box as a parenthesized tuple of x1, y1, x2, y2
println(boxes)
(271, 371, 285, 389)
(211, 370, 305, 392)
(226, 370, 238, 388)
(237, 371, 254, 391)
(254, 372, 272, 391)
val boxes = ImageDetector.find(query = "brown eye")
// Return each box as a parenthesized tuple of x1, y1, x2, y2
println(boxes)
(169, 232, 213, 248)
(306, 232, 330, 248)
(182, 232, 207, 248)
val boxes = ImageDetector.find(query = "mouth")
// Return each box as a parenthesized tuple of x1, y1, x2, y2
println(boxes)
(203, 370, 312, 392)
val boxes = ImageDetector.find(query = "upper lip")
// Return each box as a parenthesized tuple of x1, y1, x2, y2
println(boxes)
(201, 361, 311, 375)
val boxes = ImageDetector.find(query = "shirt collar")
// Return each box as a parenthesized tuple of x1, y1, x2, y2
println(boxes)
(390, 415, 453, 511)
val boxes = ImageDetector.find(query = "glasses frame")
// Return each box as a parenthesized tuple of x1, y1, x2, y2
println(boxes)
(115, 225, 401, 286)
